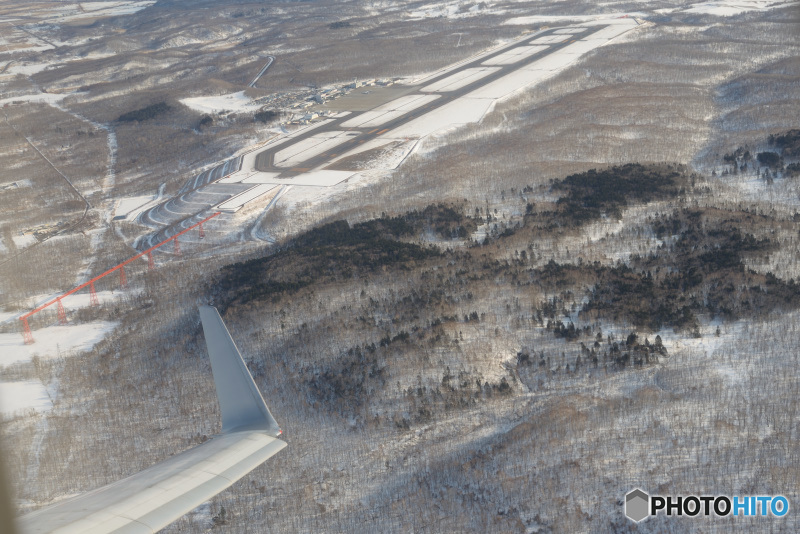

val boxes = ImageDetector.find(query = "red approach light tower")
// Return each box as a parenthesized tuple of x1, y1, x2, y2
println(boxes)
(57, 299, 67, 325)
(89, 282, 100, 307)
(21, 317, 34, 345)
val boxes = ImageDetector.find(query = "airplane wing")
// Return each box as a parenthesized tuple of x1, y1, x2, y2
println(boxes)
(17, 306, 286, 534)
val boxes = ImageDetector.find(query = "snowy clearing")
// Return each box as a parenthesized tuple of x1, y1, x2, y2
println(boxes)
(406, 1, 508, 20)
(180, 91, 260, 114)
(115, 195, 154, 219)
(60, 289, 136, 310)
(3, 62, 51, 77)
(0, 93, 77, 107)
(44, 1, 156, 23)
(0, 381, 53, 420)
(11, 234, 37, 249)
(683, 0, 796, 16)
(0, 321, 117, 367)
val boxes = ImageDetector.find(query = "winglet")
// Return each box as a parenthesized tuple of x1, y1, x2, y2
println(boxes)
(200, 306, 282, 436)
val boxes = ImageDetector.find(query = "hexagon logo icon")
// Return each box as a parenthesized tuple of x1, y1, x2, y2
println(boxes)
(625, 488, 650, 522)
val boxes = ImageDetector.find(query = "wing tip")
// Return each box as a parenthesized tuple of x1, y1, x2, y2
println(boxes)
(199, 306, 282, 437)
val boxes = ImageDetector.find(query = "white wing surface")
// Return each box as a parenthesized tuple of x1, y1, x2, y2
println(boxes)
(17, 306, 286, 534)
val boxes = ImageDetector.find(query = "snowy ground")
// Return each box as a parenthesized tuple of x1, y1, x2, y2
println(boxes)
(115, 195, 155, 219)
(0, 321, 117, 367)
(11, 234, 37, 249)
(43, 1, 156, 23)
(680, 0, 796, 16)
(0, 380, 53, 420)
(180, 91, 260, 115)
(406, 1, 509, 21)
(0, 93, 77, 107)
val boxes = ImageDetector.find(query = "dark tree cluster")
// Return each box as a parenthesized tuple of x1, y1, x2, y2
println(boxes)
(769, 129, 800, 158)
(329, 21, 352, 29)
(306, 344, 385, 417)
(254, 109, 280, 123)
(216, 214, 458, 305)
(785, 163, 800, 177)
(117, 101, 171, 123)
(757, 151, 782, 170)
(518, 331, 667, 381)
(723, 146, 752, 164)
(545, 164, 688, 225)
(413, 204, 478, 238)
(582, 209, 793, 330)
(549, 320, 583, 340)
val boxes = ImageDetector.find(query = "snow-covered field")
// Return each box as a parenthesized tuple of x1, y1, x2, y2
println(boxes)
(180, 91, 260, 115)
(406, 0, 508, 20)
(11, 234, 37, 249)
(0, 380, 53, 420)
(45, 1, 156, 23)
(682, 0, 796, 16)
(115, 195, 154, 219)
(0, 93, 76, 107)
(0, 321, 117, 367)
